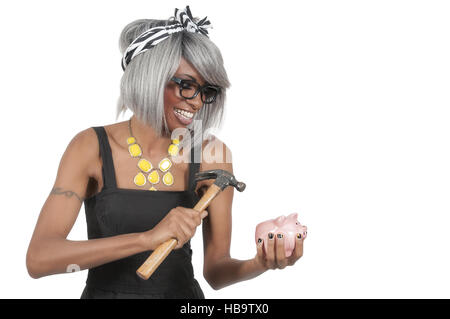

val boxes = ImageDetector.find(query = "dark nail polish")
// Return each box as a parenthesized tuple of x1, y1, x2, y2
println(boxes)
(268, 233, 274, 239)
(297, 233, 302, 239)
(257, 238, 262, 244)
(277, 233, 283, 239)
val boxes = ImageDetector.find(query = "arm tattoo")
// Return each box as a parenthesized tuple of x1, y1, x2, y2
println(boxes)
(51, 187, 84, 203)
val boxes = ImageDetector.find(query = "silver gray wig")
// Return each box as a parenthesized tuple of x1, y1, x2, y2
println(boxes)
(116, 18, 230, 150)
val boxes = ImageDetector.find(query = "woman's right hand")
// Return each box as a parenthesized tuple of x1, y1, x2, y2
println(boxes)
(143, 206, 208, 250)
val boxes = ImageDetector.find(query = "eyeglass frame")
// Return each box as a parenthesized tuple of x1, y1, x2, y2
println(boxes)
(170, 76, 221, 104)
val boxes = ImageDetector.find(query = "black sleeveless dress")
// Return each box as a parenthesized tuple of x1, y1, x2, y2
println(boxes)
(80, 126, 205, 299)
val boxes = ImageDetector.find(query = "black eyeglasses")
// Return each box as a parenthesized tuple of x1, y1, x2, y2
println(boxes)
(171, 76, 221, 104)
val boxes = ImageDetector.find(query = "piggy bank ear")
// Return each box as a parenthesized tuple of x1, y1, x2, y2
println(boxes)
(287, 213, 299, 223)
(275, 215, 286, 226)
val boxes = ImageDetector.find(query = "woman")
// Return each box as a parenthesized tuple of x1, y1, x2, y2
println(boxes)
(26, 6, 306, 299)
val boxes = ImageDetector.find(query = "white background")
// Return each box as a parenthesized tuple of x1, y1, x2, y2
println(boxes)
(1, 0, 449, 299)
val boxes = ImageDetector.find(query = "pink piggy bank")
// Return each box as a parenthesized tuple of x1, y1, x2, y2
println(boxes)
(255, 213, 307, 258)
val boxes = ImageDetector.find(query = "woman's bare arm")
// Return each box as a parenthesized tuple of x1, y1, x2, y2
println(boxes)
(26, 128, 151, 279)
(200, 138, 267, 290)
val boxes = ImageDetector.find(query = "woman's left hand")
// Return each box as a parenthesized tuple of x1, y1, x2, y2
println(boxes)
(254, 230, 306, 270)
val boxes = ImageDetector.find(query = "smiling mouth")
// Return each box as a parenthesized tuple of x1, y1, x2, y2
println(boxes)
(174, 107, 194, 119)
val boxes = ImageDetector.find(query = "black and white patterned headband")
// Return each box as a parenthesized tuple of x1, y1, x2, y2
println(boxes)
(121, 5, 212, 71)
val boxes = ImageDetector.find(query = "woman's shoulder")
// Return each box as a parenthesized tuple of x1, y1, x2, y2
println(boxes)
(199, 135, 233, 174)
(195, 135, 233, 194)
(201, 135, 232, 164)
(74, 121, 126, 150)
(67, 122, 124, 176)
(67, 127, 98, 157)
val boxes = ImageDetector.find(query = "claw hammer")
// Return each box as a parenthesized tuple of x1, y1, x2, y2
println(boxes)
(136, 169, 246, 280)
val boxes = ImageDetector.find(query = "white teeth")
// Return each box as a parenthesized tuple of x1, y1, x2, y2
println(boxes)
(175, 108, 194, 119)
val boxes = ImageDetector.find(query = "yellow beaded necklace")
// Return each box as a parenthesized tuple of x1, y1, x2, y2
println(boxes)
(127, 118, 180, 191)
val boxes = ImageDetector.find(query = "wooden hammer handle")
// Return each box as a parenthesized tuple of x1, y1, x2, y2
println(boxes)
(192, 184, 222, 212)
(136, 184, 222, 280)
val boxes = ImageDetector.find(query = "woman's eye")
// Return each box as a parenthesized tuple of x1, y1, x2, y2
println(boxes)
(181, 82, 196, 90)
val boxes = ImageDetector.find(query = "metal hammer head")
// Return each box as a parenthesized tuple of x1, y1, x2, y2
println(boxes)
(194, 169, 246, 192)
